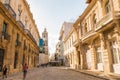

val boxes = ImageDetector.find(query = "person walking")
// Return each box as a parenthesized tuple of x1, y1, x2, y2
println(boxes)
(2, 65, 8, 79)
(23, 63, 28, 80)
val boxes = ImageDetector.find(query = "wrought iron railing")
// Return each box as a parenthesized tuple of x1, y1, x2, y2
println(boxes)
(81, 27, 95, 40)
(4, 4, 16, 19)
(95, 13, 113, 31)
(17, 21, 25, 29)
(2, 32, 10, 41)
(25, 29, 37, 45)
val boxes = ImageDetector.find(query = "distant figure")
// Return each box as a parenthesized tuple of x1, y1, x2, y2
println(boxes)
(2, 65, 8, 79)
(23, 63, 28, 80)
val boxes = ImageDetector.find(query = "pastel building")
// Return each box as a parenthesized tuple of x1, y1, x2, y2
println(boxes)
(73, 0, 120, 74)
(0, 0, 40, 75)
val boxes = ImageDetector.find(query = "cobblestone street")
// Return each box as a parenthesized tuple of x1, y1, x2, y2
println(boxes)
(0, 67, 107, 80)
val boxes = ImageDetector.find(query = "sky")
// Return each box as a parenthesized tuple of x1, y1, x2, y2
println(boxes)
(27, 0, 87, 54)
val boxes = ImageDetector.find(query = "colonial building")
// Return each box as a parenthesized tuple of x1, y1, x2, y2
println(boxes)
(0, 0, 40, 75)
(73, 0, 120, 75)
(59, 22, 74, 67)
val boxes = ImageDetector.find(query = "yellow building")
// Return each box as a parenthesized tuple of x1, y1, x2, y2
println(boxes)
(73, 0, 120, 75)
(0, 0, 40, 74)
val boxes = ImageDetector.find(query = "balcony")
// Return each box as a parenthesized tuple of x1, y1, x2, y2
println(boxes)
(95, 13, 113, 31)
(81, 28, 95, 41)
(17, 21, 25, 29)
(25, 29, 37, 44)
(4, 4, 16, 19)
(2, 32, 10, 41)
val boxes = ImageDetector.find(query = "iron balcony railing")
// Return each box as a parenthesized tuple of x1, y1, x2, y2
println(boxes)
(95, 12, 113, 31)
(2, 32, 10, 41)
(25, 29, 37, 45)
(81, 27, 95, 41)
(17, 21, 25, 29)
(4, 4, 16, 19)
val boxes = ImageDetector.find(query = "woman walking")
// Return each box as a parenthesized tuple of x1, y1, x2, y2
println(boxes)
(23, 63, 28, 80)
(2, 65, 8, 79)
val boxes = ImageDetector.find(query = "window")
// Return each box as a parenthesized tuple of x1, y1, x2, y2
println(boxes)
(24, 40, 27, 50)
(22, 54, 25, 65)
(93, 14, 97, 24)
(16, 33, 19, 46)
(105, 1, 111, 14)
(110, 40, 120, 64)
(2, 22, 7, 33)
(84, 23, 87, 33)
(14, 52, 18, 69)
(96, 47, 102, 63)
(81, 26, 83, 36)
(0, 49, 4, 71)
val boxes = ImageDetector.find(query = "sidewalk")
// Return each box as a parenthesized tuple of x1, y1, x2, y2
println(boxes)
(0, 68, 37, 80)
(68, 68, 120, 80)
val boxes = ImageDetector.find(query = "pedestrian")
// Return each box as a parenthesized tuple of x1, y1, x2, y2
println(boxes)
(23, 63, 28, 80)
(2, 65, 8, 79)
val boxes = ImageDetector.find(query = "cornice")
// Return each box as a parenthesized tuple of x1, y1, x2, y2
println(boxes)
(73, 0, 97, 28)
(23, 0, 40, 38)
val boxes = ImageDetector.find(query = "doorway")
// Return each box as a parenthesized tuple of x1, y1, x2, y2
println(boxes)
(0, 49, 4, 71)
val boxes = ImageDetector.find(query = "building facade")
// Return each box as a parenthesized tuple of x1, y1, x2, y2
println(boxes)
(73, 0, 120, 74)
(59, 22, 74, 67)
(0, 0, 40, 75)
(55, 42, 60, 61)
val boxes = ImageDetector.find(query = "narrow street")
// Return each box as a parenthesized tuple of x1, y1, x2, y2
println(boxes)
(0, 67, 106, 80)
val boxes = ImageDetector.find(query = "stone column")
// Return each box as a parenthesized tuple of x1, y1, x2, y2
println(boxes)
(100, 33, 111, 74)
(75, 47, 80, 69)
(80, 45, 87, 70)
(81, 52, 87, 70)
(90, 45, 97, 70)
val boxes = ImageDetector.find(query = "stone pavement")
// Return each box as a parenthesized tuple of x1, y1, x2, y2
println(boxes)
(68, 68, 120, 80)
(0, 67, 110, 80)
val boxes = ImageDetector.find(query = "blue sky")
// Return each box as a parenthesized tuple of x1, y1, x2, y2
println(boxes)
(27, 0, 87, 54)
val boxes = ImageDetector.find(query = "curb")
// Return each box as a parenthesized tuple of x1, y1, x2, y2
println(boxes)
(68, 68, 109, 80)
